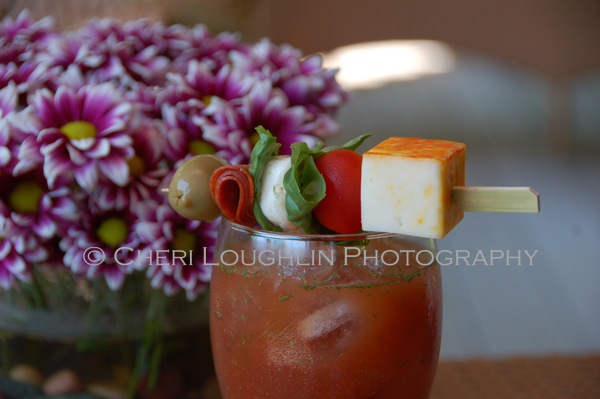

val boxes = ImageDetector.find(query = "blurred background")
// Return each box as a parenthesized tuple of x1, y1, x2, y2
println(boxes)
(2, 0, 599, 363)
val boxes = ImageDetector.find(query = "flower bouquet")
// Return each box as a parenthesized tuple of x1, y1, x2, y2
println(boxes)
(0, 10, 349, 397)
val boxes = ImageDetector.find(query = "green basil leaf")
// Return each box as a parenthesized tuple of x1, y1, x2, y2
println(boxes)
(315, 134, 371, 159)
(249, 126, 281, 184)
(253, 202, 280, 232)
(248, 126, 282, 231)
(250, 131, 370, 233)
(282, 134, 371, 233)
(283, 143, 323, 232)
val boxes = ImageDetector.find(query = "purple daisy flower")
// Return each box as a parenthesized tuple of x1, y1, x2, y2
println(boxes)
(0, 167, 78, 240)
(174, 24, 248, 73)
(0, 10, 56, 46)
(197, 80, 334, 157)
(0, 238, 29, 289)
(0, 64, 20, 93)
(95, 118, 168, 212)
(0, 83, 19, 171)
(11, 230, 49, 264)
(146, 262, 184, 297)
(230, 39, 350, 119)
(30, 83, 134, 191)
(280, 54, 352, 116)
(159, 60, 260, 164)
(95, 38, 169, 87)
(44, 64, 90, 93)
(0, 10, 34, 41)
(135, 201, 218, 301)
(161, 99, 205, 161)
(0, 13, 56, 89)
(124, 82, 162, 119)
(0, 16, 351, 298)
(6, 107, 46, 176)
(60, 205, 141, 291)
(0, 61, 55, 99)
(165, 60, 256, 105)
(0, 79, 17, 115)
(40, 32, 104, 80)
(75, 18, 176, 87)
(83, 18, 188, 60)
(39, 19, 174, 88)
(0, 38, 31, 67)
(229, 38, 302, 85)
(162, 98, 250, 164)
(0, 227, 48, 289)
(122, 19, 190, 61)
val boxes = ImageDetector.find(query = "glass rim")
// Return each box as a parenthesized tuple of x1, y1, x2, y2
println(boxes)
(221, 217, 430, 243)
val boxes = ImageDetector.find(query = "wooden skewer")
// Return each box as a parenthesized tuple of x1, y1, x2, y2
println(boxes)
(161, 186, 540, 213)
(452, 187, 540, 213)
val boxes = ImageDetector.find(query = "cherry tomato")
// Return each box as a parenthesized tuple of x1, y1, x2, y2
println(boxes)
(313, 149, 362, 234)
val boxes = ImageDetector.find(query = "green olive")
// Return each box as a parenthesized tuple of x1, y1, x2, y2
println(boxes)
(168, 155, 229, 221)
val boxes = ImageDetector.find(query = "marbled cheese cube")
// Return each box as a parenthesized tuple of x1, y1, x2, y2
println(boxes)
(361, 137, 466, 239)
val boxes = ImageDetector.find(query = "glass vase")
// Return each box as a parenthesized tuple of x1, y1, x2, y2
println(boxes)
(0, 266, 215, 399)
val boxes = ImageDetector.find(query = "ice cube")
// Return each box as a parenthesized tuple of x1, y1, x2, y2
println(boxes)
(297, 302, 355, 341)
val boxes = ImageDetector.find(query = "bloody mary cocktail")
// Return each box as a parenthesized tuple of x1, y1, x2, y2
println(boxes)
(210, 218, 442, 399)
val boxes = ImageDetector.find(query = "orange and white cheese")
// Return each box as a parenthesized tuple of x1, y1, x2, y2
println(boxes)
(361, 137, 466, 239)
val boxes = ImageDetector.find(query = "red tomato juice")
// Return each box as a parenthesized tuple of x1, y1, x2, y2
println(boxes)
(210, 237, 442, 399)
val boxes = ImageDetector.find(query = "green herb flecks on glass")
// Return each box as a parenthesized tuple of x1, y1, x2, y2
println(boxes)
(283, 134, 371, 233)
(249, 126, 282, 231)
(298, 270, 420, 291)
(279, 294, 295, 302)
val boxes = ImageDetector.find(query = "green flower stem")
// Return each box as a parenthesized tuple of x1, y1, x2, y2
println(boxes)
(19, 269, 48, 310)
(87, 280, 110, 324)
(0, 330, 10, 376)
(127, 289, 166, 399)
(77, 281, 111, 353)
(54, 270, 73, 306)
(6, 288, 14, 306)
(29, 268, 48, 310)
(113, 290, 133, 371)
(127, 339, 148, 399)
(148, 338, 164, 391)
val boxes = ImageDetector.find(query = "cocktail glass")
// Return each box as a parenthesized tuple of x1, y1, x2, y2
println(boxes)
(210, 218, 442, 399)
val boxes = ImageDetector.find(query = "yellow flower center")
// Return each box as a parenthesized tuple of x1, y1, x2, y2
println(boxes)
(9, 181, 44, 214)
(60, 121, 97, 140)
(127, 155, 145, 178)
(202, 95, 214, 106)
(250, 132, 260, 147)
(188, 140, 216, 155)
(172, 229, 196, 253)
(97, 217, 128, 248)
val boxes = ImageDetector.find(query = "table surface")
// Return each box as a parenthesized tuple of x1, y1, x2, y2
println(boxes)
(430, 354, 600, 399)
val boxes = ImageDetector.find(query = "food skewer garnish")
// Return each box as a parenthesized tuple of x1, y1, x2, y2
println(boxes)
(166, 155, 229, 221)
(451, 187, 540, 213)
(210, 165, 256, 226)
(166, 127, 540, 239)
(163, 172, 540, 212)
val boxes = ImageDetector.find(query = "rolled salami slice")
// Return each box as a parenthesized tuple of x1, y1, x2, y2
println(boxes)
(210, 165, 257, 227)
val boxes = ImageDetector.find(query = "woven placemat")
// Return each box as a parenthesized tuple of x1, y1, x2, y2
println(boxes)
(430, 354, 600, 399)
